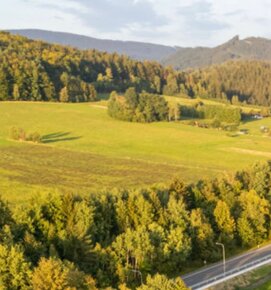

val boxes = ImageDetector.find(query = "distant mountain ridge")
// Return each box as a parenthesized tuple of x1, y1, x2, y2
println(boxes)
(7, 29, 177, 62)
(7, 29, 271, 70)
(163, 35, 271, 70)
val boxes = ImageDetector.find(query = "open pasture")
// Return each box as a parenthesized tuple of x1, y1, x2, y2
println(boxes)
(0, 101, 270, 201)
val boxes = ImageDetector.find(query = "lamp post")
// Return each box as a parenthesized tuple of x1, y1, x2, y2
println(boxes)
(216, 242, 226, 276)
(129, 269, 143, 285)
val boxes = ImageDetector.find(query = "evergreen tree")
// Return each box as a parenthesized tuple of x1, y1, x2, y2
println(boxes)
(0, 67, 10, 100)
(31, 65, 43, 101)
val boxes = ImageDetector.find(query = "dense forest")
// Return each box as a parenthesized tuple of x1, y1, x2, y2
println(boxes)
(1, 32, 271, 107)
(1, 161, 271, 289)
(0, 32, 177, 102)
(185, 61, 271, 106)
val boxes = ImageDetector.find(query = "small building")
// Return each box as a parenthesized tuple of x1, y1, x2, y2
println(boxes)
(252, 114, 263, 120)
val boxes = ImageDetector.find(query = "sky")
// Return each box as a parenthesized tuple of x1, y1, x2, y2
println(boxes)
(1, 0, 271, 47)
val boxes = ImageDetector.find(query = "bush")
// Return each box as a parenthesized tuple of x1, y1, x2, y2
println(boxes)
(9, 127, 26, 141)
(10, 127, 41, 143)
(27, 132, 41, 143)
(210, 119, 221, 128)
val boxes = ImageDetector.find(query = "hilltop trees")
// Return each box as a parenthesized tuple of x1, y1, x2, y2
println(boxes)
(59, 73, 97, 102)
(184, 61, 271, 106)
(0, 32, 178, 102)
(0, 67, 10, 100)
(1, 32, 271, 106)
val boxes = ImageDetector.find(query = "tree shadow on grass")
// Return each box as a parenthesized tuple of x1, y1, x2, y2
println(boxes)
(241, 118, 260, 125)
(42, 132, 81, 144)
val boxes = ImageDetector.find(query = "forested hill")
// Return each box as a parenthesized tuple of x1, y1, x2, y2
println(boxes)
(8, 30, 271, 71)
(163, 35, 271, 70)
(184, 61, 271, 106)
(0, 32, 178, 102)
(6, 29, 271, 70)
(8, 29, 177, 61)
(1, 32, 271, 106)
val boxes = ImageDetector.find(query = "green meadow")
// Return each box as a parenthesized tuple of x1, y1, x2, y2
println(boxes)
(0, 100, 271, 202)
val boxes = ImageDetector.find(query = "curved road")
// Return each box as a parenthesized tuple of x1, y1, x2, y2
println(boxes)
(182, 244, 271, 289)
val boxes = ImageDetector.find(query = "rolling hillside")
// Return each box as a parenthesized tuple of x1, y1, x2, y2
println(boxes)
(7, 29, 177, 61)
(2, 32, 271, 107)
(7, 30, 271, 70)
(163, 35, 271, 70)
(1, 100, 271, 202)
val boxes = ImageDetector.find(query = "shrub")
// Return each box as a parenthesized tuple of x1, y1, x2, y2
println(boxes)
(27, 132, 41, 143)
(10, 127, 41, 143)
(9, 127, 26, 141)
(210, 119, 221, 128)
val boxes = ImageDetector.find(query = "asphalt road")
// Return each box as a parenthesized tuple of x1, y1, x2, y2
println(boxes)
(182, 244, 271, 288)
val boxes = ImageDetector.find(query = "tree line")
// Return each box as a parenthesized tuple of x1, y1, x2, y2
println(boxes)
(108, 88, 241, 126)
(0, 32, 178, 102)
(180, 102, 242, 125)
(1, 161, 271, 289)
(184, 61, 271, 106)
(2, 32, 271, 106)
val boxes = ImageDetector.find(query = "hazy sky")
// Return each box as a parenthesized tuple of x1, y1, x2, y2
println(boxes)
(1, 0, 271, 47)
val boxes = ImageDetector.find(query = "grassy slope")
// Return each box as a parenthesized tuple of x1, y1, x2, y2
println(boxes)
(164, 95, 263, 113)
(0, 101, 271, 202)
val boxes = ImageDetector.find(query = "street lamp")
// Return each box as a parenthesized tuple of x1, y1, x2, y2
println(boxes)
(128, 269, 143, 285)
(216, 242, 226, 276)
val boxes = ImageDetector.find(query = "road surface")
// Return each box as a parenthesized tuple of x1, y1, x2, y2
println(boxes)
(182, 244, 271, 289)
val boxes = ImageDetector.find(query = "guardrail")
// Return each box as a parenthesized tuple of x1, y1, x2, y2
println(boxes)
(190, 253, 271, 290)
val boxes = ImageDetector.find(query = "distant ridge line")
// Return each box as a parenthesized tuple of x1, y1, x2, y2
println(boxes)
(6, 29, 271, 70)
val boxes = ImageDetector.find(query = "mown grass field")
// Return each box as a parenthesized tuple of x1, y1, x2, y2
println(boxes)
(1, 100, 271, 202)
